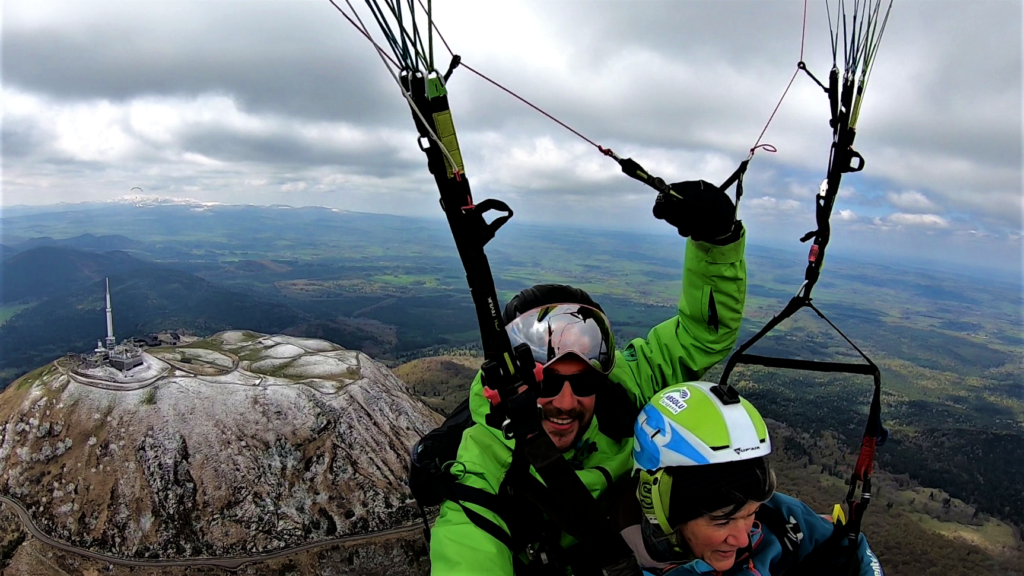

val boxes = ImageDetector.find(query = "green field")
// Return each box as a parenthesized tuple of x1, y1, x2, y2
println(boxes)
(0, 304, 32, 326)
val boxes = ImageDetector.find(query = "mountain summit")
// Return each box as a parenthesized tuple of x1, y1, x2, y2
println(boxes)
(0, 331, 441, 559)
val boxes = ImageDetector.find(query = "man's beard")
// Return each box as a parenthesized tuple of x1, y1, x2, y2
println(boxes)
(542, 405, 593, 447)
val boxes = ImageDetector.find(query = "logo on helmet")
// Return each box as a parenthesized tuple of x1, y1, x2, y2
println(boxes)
(658, 389, 691, 415)
(638, 479, 659, 525)
(733, 445, 760, 455)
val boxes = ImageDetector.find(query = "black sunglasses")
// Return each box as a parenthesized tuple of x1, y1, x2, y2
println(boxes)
(538, 368, 606, 398)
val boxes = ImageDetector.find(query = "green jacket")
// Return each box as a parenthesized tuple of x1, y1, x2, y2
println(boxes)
(430, 232, 748, 575)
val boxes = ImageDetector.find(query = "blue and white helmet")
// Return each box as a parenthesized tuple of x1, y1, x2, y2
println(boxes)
(632, 382, 771, 472)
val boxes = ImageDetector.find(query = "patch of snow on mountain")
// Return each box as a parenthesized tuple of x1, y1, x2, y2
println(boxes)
(214, 331, 259, 346)
(180, 348, 235, 368)
(278, 355, 359, 379)
(259, 343, 306, 359)
(267, 335, 341, 352)
(193, 370, 262, 387)
(298, 379, 345, 395)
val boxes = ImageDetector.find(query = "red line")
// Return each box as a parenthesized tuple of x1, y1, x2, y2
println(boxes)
(750, 0, 811, 154)
(459, 63, 603, 150)
(751, 67, 799, 152)
(800, 0, 809, 61)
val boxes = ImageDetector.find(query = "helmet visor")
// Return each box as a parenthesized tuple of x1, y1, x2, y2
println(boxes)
(505, 303, 615, 374)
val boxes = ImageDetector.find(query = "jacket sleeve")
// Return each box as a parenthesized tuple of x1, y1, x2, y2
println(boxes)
(610, 228, 747, 406)
(429, 425, 517, 576)
(772, 493, 884, 576)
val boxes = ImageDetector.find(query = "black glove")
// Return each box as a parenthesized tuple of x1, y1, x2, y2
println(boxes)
(653, 179, 739, 243)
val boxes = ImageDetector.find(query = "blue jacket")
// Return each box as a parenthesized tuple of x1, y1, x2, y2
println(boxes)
(642, 493, 882, 576)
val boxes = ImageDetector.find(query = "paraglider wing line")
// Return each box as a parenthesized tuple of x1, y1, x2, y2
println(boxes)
(331, 0, 460, 173)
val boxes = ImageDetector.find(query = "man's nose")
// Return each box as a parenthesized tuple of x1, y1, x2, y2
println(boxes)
(551, 381, 576, 411)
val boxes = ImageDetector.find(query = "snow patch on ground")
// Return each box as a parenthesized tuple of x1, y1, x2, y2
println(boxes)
(298, 379, 345, 395)
(214, 330, 257, 345)
(197, 370, 263, 387)
(277, 355, 358, 379)
(259, 343, 306, 359)
(266, 335, 341, 352)
(177, 348, 234, 369)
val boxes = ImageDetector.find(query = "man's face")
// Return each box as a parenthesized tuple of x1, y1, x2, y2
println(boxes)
(537, 355, 598, 452)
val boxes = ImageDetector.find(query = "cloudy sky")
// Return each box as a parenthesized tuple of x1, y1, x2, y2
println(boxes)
(3, 0, 1021, 274)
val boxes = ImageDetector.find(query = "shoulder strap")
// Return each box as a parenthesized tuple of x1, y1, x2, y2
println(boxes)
(507, 445, 637, 572)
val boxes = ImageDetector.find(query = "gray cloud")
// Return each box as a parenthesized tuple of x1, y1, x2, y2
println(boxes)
(2, 0, 1020, 272)
(2, 1, 404, 125)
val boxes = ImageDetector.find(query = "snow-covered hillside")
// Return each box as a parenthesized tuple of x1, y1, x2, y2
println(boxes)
(0, 331, 442, 559)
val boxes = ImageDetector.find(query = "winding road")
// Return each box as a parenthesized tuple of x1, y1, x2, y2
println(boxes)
(0, 495, 428, 571)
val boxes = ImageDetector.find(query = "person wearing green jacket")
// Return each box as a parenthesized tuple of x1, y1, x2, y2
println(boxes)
(429, 179, 749, 575)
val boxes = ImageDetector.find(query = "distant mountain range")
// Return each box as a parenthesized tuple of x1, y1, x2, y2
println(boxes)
(0, 247, 310, 386)
(6, 233, 141, 254)
(1, 245, 151, 304)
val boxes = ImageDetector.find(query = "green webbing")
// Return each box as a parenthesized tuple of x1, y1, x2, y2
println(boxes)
(427, 75, 447, 98)
(403, 0, 411, 66)
(432, 109, 464, 178)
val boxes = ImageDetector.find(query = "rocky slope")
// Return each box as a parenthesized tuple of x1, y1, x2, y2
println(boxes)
(0, 331, 442, 560)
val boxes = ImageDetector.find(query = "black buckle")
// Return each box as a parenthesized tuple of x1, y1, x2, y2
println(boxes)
(463, 198, 513, 245)
(711, 383, 741, 405)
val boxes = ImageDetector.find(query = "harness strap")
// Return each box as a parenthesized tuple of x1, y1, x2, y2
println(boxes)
(401, 68, 637, 576)
(430, 472, 534, 573)
(512, 442, 639, 572)
(717, 158, 750, 216)
(435, 476, 505, 513)
(456, 500, 519, 559)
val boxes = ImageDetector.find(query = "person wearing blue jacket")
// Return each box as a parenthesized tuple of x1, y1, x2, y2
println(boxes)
(612, 382, 883, 575)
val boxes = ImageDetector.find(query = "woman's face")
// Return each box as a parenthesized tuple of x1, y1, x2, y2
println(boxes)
(678, 501, 760, 572)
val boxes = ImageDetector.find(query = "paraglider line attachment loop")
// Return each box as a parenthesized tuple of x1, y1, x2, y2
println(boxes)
(598, 146, 619, 160)
(748, 143, 777, 160)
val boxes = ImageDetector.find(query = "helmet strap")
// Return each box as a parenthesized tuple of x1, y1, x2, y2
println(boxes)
(638, 469, 675, 535)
